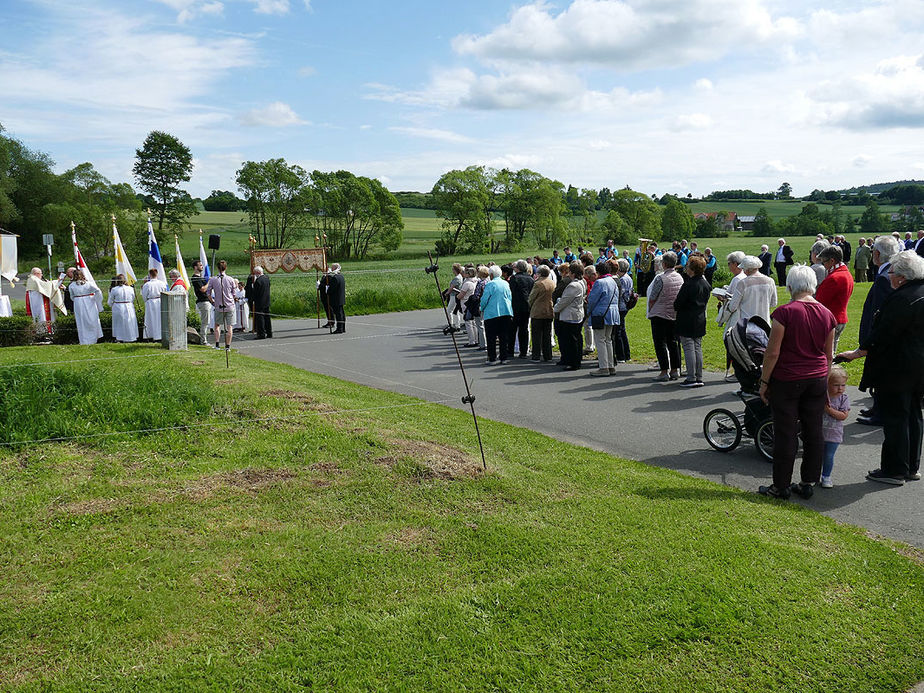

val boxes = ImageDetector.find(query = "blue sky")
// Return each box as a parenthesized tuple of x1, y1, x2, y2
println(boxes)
(3, 0, 924, 198)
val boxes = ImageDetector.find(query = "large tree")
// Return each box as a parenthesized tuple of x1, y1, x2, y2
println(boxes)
(859, 200, 887, 236)
(608, 188, 662, 241)
(308, 170, 403, 259)
(659, 197, 695, 242)
(431, 166, 491, 255)
(236, 158, 311, 249)
(132, 130, 196, 232)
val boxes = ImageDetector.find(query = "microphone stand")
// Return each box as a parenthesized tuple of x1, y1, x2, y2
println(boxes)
(425, 251, 487, 471)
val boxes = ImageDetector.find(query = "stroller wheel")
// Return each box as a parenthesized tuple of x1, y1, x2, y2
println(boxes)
(703, 408, 742, 452)
(755, 419, 774, 462)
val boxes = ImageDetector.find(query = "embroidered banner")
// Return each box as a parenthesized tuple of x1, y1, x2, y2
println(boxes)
(250, 248, 327, 273)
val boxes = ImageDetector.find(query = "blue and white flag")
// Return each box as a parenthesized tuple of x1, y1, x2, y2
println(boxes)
(148, 218, 166, 282)
(198, 232, 210, 279)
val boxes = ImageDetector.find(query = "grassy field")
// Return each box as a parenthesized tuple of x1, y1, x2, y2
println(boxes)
(0, 343, 922, 690)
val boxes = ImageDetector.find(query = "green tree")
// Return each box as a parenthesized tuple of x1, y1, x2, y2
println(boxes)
(431, 166, 491, 255)
(859, 200, 887, 236)
(307, 171, 403, 259)
(236, 158, 311, 249)
(601, 209, 633, 244)
(659, 197, 695, 241)
(132, 130, 195, 232)
(778, 182, 792, 199)
(203, 190, 246, 211)
(752, 207, 773, 236)
(609, 188, 661, 241)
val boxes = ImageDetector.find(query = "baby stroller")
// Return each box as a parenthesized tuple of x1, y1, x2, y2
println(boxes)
(703, 316, 775, 461)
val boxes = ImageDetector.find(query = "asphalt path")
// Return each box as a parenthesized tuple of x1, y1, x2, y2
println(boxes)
(234, 309, 923, 549)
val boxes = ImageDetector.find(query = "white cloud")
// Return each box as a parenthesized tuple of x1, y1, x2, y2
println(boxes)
(297, 65, 317, 77)
(852, 155, 871, 168)
(694, 78, 713, 90)
(452, 0, 801, 70)
(477, 154, 543, 171)
(359, 124, 372, 130)
(761, 160, 797, 175)
(671, 113, 712, 130)
(809, 54, 924, 130)
(389, 127, 473, 143)
(251, 0, 289, 15)
(240, 101, 307, 127)
(588, 139, 611, 150)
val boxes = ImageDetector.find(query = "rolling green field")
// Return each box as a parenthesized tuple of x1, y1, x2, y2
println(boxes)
(1, 344, 922, 690)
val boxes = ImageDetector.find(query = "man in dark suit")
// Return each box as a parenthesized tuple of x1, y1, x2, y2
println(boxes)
(507, 259, 534, 358)
(758, 245, 772, 276)
(318, 273, 334, 328)
(915, 230, 924, 257)
(857, 236, 902, 425)
(250, 266, 272, 339)
(837, 235, 851, 264)
(244, 271, 256, 333)
(326, 263, 346, 334)
(773, 238, 794, 286)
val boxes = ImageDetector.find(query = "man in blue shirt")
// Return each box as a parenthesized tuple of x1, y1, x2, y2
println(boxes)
(551, 250, 563, 265)
(563, 247, 576, 263)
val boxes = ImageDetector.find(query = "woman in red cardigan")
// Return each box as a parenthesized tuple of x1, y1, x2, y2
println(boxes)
(815, 245, 854, 352)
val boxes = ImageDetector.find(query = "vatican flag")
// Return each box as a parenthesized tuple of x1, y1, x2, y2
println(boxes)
(112, 217, 137, 286)
(174, 236, 191, 290)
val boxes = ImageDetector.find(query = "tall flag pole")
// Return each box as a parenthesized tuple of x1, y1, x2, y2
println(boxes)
(147, 210, 166, 282)
(71, 221, 96, 286)
(174, 235, 191, 290)
(198, 230, 210, 279)
(112, 214, 137, 286)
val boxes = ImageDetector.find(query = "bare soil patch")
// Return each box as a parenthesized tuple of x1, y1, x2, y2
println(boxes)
(262, 388, 337, 413)
(58, 497, 123, 516)
(375, 437, 482, 480)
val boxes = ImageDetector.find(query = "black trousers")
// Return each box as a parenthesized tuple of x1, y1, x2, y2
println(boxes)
(878, 388, 923, 477)
(558, 321, 583, 369)
(613, 310, 630, 361)
(507, 311, 530, 357)
(331, 303, 346, 332)
(484, 316, 511, 362)
(530, 317, 553, 361)
(768, 376, 827, 489)
(649, 316, 680, 371)
(254, 310, 273, 338)
(775, 262, 788, 287)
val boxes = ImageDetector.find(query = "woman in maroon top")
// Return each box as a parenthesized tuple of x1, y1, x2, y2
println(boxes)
(758, 265, 836, 499)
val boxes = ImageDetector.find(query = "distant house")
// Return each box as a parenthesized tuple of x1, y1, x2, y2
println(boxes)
(694, 211, 738, 231)
(738, 215, 756, 232)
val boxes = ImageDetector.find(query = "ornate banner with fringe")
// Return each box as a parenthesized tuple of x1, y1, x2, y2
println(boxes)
(250, 248, 327, 273)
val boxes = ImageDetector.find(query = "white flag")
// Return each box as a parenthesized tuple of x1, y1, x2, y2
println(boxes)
(174, 236, 191, 290)
(71, 222, 96, 287)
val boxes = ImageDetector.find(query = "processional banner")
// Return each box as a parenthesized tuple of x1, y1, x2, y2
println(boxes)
(250, 248, 327, 273)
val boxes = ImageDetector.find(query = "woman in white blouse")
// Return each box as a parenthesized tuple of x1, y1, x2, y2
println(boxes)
(727, 255, 778, 325)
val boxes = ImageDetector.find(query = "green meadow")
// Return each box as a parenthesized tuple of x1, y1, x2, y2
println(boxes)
(1, 344, 922, 691)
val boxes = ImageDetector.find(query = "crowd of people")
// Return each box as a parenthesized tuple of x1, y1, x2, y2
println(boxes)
(446, 232, 923, 495)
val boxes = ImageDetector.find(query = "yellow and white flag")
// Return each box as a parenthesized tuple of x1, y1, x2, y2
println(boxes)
(112, 216, 136, 286)
(174, 236, 190, 290)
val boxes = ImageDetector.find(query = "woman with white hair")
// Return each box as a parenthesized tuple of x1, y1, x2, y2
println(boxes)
(457, 266, 479, 347)
(757, 265, 836, 499)
(809, 239, 831, 287)
(838, 250, 924, 485)
(479, 264, 513, 365)
(727, 255, 777, 326)
(717, 251, 747, 380)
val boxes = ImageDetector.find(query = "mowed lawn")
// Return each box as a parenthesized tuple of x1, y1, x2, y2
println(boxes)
(1, 344, 923, 691)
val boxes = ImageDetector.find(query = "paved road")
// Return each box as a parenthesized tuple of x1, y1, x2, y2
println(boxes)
(234, 309, 923, 549)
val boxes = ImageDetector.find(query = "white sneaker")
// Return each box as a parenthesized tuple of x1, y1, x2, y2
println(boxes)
(820, 476, 833, 489)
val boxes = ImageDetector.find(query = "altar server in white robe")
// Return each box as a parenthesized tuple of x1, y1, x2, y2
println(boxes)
(141, 268, 167, 340)
(107, 274, 138, 343)
(234, 280, 249, 332)
(69, 271, 104, 345)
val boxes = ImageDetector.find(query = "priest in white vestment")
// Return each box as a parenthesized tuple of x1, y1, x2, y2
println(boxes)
(69, 271, 104, 345)
(25, 267, 66, 332)
(107, 274, 138, 343)
(141, 268, 167, 340)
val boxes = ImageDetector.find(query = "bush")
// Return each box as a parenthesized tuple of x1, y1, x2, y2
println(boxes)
(0, 316, 35, 347)
(51, 314, 79, 345)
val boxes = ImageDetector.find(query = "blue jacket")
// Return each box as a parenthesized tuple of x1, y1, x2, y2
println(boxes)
(480, 277, 513, 320)
(587, 275, 620, 325)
